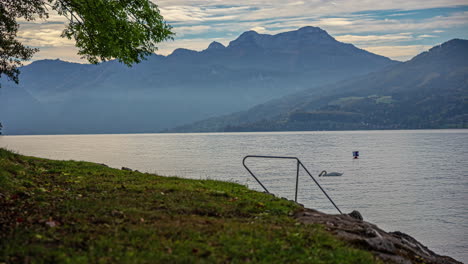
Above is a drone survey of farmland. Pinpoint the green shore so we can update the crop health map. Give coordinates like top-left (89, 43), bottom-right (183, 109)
top-left (0, 148), bottom-right (378, 263)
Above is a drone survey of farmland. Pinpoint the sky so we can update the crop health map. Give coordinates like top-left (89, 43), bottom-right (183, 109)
top-left (18, 0), bottom-right (468, 63)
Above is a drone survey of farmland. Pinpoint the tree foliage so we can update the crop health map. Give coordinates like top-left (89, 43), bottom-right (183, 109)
top-left (0, 0), bottom-right (173, 85)
top-left (0, 0), bottom-right (46, 85)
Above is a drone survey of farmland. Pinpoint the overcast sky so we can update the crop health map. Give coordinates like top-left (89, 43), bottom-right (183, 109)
top-left (18, 0), bottom-right (468, 63)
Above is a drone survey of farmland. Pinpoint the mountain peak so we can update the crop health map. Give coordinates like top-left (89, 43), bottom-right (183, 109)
top-left (228, 26), bottom-right (337, 49)
top-left (430, 38), bottom-right (468, 52)
top-left (228, 30), bottom-right (263, 48)
top-left (285, 26), bottom-right (336, 42)
top-left (169, 48), bottom-right (198, 57)
top-left (207, 41), bottom-right (225, 50)
top-left (239, 30), bottom-right (260, 37)
top-left (409, 38), bottom-right (468, 65)
top-left (297, 26), bottom-right (326, 33)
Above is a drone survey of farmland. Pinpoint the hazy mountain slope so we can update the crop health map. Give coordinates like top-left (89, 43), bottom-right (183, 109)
top-left (172, 39), bottom-right (468, 132)
top-left (0, 86), bottom-right (51, 135)
top-left (0, 26), bottom-right (397, 135)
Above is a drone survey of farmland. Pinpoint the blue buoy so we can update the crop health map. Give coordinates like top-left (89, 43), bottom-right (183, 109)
top-left (353, 151), bottom-right (359, 159)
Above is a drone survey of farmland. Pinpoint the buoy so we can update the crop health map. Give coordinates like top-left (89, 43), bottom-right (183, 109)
top-left (353, 151), bottom-right (359, 159)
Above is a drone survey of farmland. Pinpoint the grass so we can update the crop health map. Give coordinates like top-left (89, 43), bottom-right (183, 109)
top-left (0, 148), bottom-right (379, 263)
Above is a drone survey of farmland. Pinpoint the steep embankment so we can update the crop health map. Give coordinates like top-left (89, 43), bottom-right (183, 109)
top-left (0, 149), bottom-right (461, 263)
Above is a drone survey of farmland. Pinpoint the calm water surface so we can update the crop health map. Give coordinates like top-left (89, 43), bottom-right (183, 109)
top-left (1, 130), bottom-right (467, 262)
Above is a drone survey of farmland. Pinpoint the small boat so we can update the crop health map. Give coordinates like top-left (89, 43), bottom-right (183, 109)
top-left (319, 170), bottom-right (343, 177)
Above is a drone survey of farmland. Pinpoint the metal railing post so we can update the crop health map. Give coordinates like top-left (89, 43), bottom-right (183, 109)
top-left (298, 161), bottom-right (343, 214)
top-left (242, 156), bottom-right (270, 193)
top-left (295, 160), bottom-right (300, 202)
top-left (243, 155), bottom-right (343, 214)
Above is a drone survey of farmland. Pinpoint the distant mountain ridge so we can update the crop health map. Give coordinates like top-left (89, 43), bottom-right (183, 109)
top-left (229, 27), bottom-right (336, 49)
top-left (0, 26), bottom-right (398, 135)
top-left (170, 39), bottom-right (468, 132)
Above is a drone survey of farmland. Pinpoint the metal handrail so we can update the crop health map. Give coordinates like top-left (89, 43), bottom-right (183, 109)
top-left (242, 155), bottom-right (342, 214)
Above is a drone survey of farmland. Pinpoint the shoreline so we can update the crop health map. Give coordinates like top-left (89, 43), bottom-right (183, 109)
top-left (1, 128), bottom-right (468, 137)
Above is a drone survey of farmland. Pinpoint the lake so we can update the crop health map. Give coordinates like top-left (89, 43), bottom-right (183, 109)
top-left (1, 130), bottom-right (467, 262)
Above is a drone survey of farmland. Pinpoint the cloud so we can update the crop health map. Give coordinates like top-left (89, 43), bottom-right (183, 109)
top-left (17, 24), bottom-right (74, 48)
top-left (159, 6), bottom-right (206, 22)
top-left (286, 1), bottom-right (305, 6)
top-left (335, 33), bottom-right (414, 44)
top-left (362, 45), bottom-right (433, 61)
top-left (418, 34), bottom-right (437, 38)
top-left (250, 26), bottom-right (267, 33)
top-left (159, 5), bottom-right (254, 23)
top-left (318, 18), bottom-right (353, 26)
top-left (29, 46), bottom-right (85, 64)
top-left (173, 25), bottom-right (213, 37)
top-left (156, 0), bottom-right (467, 24)
top-left (14, 0), bottom-right (468, 63)
top-left (262, 11), bottom-right (468, 35)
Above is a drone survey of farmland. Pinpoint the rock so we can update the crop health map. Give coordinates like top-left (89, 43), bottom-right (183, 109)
top-left (348, 210), bottom-right (363, 220)
top-left (364, 236), bottom-right (396, 253)
top-left (121, 167), bottom-right (132, 171)
top-left (294, 208), bottom-right (462, 264)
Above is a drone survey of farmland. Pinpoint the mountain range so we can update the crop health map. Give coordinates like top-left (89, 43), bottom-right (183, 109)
top-left (1, 27), bottom-right (466, 135)
top-left (0, 26), bottom-right (397, 135)
top-left (171, 39), bottom-right (468, 132)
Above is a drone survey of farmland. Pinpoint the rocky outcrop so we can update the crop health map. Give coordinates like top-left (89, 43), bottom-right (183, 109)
top-left (295, 209), bottom-right (462, 264)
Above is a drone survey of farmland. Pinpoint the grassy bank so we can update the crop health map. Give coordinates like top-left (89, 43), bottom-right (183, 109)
top-left (0, 148), bottom-right (378, 263)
